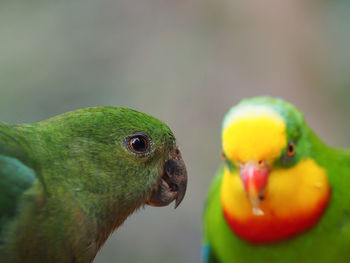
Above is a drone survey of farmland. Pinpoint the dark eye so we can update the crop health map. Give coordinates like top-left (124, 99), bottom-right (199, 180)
top-left (287, 141), bottom-right (296, 157)
top-left (128, 135), bottom-right (149, 153)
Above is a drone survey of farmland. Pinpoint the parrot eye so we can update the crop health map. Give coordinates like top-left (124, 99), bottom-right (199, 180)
top-left (287, 141), bottom-right (296, 157)
top-left (127, 134), bottom-right (150, 154)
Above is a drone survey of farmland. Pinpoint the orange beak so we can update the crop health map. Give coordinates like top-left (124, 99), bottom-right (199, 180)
top-left (239, 161), bottom-right (269, 215)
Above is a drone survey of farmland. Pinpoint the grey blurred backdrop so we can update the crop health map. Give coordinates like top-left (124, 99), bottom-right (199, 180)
top-left (1, 1), bottom-right (350, 262)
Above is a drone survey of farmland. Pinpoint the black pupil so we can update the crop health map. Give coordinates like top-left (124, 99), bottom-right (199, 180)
top-left (289, 144), bottom-right (294, 152)
top-left (131, 137), bottom-right (147, 152)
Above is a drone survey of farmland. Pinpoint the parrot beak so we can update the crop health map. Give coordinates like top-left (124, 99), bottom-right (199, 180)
top-left (147, 147), bottom-right (187, 209)
top-left (239, 161), bottom-right (269, 215)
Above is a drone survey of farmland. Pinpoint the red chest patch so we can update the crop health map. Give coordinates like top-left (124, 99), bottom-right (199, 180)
top-left (223, 195), bottom-right (330, 243)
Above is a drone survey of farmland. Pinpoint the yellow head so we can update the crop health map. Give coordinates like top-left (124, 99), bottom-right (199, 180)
top-left (222, 104), bottom-right (287, 165)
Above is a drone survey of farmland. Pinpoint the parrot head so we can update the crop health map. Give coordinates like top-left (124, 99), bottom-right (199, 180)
top-left (220, 97), bottom-right (330, 243)
top-left (36, 107), bottom-right (187, 236)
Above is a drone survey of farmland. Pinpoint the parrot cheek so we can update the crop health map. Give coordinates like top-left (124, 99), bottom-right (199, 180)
top-left (146, 147), bottom-right (187, 208)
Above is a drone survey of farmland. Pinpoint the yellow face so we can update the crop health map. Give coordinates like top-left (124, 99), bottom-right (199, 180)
top-left (222, 105), bottom-right (287, 164)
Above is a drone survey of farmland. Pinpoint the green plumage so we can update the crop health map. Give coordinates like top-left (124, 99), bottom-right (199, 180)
top-left (0, 107), bottom-right (185, 262)
top-left (203, 97), bottom-right (350, 263)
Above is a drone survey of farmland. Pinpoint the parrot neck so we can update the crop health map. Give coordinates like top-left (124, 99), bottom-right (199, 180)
top-left (221, 158), bottom-right (331, 243)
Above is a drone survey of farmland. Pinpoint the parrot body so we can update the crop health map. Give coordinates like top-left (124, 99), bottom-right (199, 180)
top-left (0, 107), bottom-right (187, 263)
top-left (203, 97), bottom-right (350, 263)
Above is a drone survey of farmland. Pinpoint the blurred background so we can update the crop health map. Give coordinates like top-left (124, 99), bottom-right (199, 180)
top-left (1, 0), bottom-right (350, 262)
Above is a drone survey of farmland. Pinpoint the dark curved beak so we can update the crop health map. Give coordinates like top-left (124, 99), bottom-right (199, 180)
top-left (147, 147), bottom-right (187, 208)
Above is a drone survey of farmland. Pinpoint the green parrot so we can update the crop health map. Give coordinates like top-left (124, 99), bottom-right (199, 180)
top-left (203, 97), bottom-right (350, 263)
top-left (0, 107), bottom-right (187, 263)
